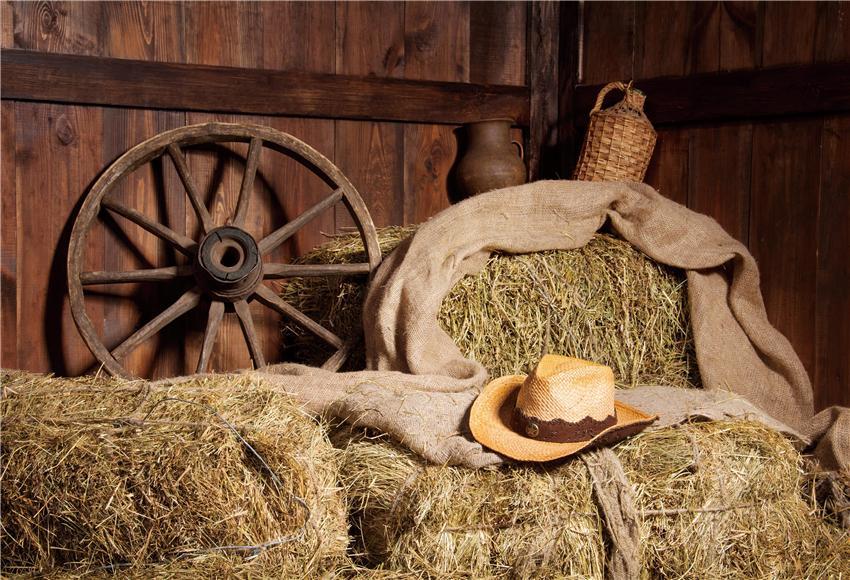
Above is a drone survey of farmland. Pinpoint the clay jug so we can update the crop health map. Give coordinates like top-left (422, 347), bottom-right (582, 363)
top-left (455, 119), bottom-right (526, 198)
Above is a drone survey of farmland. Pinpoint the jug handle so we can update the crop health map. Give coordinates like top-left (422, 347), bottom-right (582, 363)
top-left (511, 140), bottom-right (524, 160)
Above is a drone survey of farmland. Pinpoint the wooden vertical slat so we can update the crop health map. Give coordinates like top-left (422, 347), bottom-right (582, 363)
top-left (1, 101), bottom-right (17, 367)
top-left (261, 2), bottom-right (335, 72)
top-left (556, 2), bottom-right (581, 177)
top-left (8, 0), bottom-right (103, 55)
top-left (335, 1), bottom-right (405, 229)
top-left (688, 124), bottom-right (752, 243)
top-left (814, 1), bottom-right (850, 63)
top-left (1, 0), bottom-right (14, 48)
top-left (635, 1), bottom-right (719, 78)
top-left (402, 1), bottom-right (468, 224)
top-left (14, 103), bottom-right (104, 375)
top-left (815, 115), bottom-right (850, 409)
top-left (719, 1), bottom-right (759, 70)
top-left (469, 1), bottom-right (526, 86)
top-left (644, 128), bottom-right (690, 206)
top-left (581, 1), bottom-right (635, 84)
top-left (749, 120), bottom-right (822, 380)
top-left (528, 0), bottom-right (560, 180)
top-left (183, 1), bottom-right (262, 68)
top-left (101, 1), bottom-right (183, 62)
top-left (761, 1), bottom-right (817, 67)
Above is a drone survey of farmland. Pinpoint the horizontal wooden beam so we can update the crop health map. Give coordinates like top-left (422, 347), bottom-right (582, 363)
top-left (574, 62), bottom-right (850, 126)
top-left (1, 49), bottom-right (530, 126)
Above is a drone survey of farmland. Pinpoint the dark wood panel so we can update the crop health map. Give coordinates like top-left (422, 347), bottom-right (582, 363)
top-left (719, 1), bottom-right (759, 70)
top-left (556, 1), bottom-right (581, 177)
top-left (581, 1), bottom-right (634, 84)
top-left (1, 101), bottom-right (16, 367)
top-left (688, 123), bottom-right (752, 244)
top-left (1, 0), bottom-right (13, 48)
top-left (635, 1), bottom-right (720, 77)
top-left (335, 1), bottom-right (405, 79)
top-left (14, 103), bottom-right (105, 375)
top-left (644, 128), bottom-right (690, 207)
top-left (469, 1), bottom-right (526, 86)
top-left (183, 1), bottom-right (262, 67)
top-left (750, 120), bottom-right (822, 380)
top-left (528, 1), bottom-right (559, 179)
top-left (1, 49), bottom-right (530, 126)
top-left (574, 62), bottom-right (850, 126)
top-left (814, 1), bottom-right (850, 63)
top-left (761, 1), bottom-right (817, 67)
top-left (815, 116), bottom-right (850, 409)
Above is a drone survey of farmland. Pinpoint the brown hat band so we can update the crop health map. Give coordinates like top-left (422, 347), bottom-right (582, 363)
top-left (512, 408), bottom-right (617, 443)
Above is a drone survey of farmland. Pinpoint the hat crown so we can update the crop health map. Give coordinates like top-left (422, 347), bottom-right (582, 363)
top-left (515, 355), bottom-right (615, 423)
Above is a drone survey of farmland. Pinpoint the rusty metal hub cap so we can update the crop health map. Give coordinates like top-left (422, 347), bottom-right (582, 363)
top-left (195, 226), bottom-right (262, 301)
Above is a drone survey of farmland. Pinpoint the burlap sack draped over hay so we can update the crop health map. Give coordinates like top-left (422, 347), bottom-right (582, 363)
top-left (0, 371), bottom-right (348, 577)
top-left (283, 229), bottom-right (699, 388)
top-left (341, 422), bottom-right (850, 578)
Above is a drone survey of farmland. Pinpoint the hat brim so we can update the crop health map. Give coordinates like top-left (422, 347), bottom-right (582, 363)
top-left (470, 374), bottom-right (657, 462)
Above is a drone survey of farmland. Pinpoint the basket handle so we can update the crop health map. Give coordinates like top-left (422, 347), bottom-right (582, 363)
top-left (591, 81), bottom-right (631, 114)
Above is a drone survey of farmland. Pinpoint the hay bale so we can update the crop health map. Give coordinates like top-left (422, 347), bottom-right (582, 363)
top-left (282, 228), bottom-right (698, 387)
top-left (0, 371), bottom-right (349, 577)
top-left (339, 422), bottom-right (850, 578)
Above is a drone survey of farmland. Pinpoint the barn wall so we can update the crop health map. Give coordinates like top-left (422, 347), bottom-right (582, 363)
top-left (576, 1), bottom-right (850, 409)
top-left (0, 1), bottom-right (527, 377)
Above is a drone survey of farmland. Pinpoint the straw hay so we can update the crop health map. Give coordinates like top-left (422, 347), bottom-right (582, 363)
top-left (0, 371), bottom-right (349, 577)
top-left (339, 421), bottom-right (850, 578)
top-left (281, 227), bottom-right (698, 387)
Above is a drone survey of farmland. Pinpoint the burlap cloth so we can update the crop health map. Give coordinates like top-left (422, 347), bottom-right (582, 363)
top-left (238, 180), bottom-right (848, 472)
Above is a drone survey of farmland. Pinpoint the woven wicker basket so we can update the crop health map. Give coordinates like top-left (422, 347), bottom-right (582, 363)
top-left (573, 81), bottom-right (657, 182)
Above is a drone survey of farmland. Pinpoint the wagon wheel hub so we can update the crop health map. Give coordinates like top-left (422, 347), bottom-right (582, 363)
top-left (195, 226), bottom-right (262, 302)
top-left (67, 122), bottom-right (382, 379)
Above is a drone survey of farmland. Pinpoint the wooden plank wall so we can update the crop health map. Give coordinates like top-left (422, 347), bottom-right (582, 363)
top-left (579, 1), bottom-right (850, 410)
top-left (0, 1), bottom-right (526, 378)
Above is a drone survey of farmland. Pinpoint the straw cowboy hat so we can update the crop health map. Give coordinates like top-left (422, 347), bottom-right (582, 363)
top-left (470, 354), bottom-right (657, 462)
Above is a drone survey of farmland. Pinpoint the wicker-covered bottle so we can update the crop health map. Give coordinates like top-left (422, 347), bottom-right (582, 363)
top-left (572, 81), bottom-right (657, 182)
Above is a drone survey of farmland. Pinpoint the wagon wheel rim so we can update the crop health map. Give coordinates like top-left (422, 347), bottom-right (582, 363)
top-left (68, 122), bottom-right (381, 379)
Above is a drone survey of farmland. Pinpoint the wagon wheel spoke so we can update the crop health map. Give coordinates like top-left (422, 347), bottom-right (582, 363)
top-left (111, 287), bottom-right (202, 361)
top-left (81, 265), bottom-right (194, 286)
top-left (263, 262), bottom-right (371, 279)
top-left (233, 137), bottom-right (262, 228)
top-left (101, 198), bottom-right (197, 256)
top-left (167, 143), bottom-right (214, 234)
top-left (196, 300), bottom-right (225, 373)
top-left (253, 284), bottom-right (343, 349)
top-left (257, 188), bottom-right (343, 254)
top-left (234, 299), bottom-right (266, 369)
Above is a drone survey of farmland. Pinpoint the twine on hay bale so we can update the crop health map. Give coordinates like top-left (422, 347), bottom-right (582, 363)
top-left (281, 227), bottom-right (699, 388)
top-left (0, 371), bottom-right (349, 577)
top-left (338, 421), bottom-right (850, 578)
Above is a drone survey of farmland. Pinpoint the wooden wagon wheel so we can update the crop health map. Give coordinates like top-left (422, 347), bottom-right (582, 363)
top-left (68, 122), bottom-right (381, 379)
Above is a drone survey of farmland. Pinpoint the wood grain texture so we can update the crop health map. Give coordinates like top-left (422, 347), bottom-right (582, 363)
top-left (469, 1), bottom-right (526, 86)
top-left (14, 103), bottom-right (104, 375)
top-left (687, 123), bottom-right (752, 243)
top-left (1, 0), bottom-right (13, 48)
top-left (761, 1), bottom-right (817, 67)
top-left (335, 1), bottom-right (405, 230)
top-left (581, 1), bottom-right (634, 84)
top-left (635, 1), bottom-right (719, 77)
top-left (101, 1), bottom-right (183, 62)
top-left (750, 120), bottom-right (822, 380)
top-left (8, 0), bottom-right (103, 55)
top-left (1, 101), bottom-right (16, 367)
top-left (528, 0), bottom-right (559, 179)
top-left (814, 1), bottom-right (850, 63)
top-left (719, 1), bottom-right (759, 70)
top-left (815, 116), bottom-right (850, 409)
top-left (183, 1), bottom-right (262, 68)
top-left (403, 1), bottom-right (468, 224)
top-left (261, 1), bottom-right (335, 72)
top-left (643, 128), bottom-right (689, 207)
